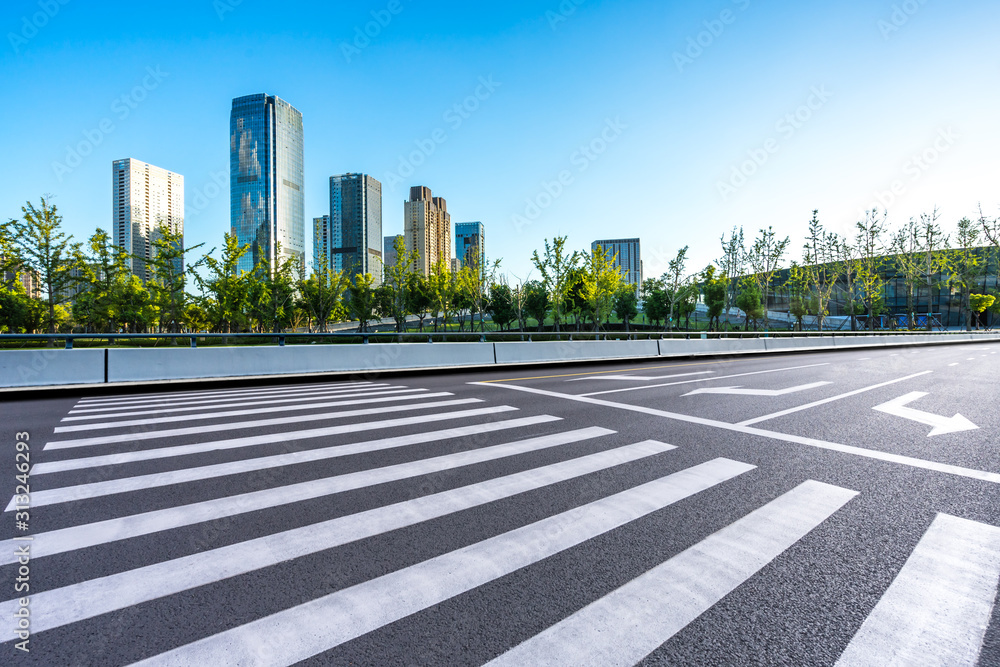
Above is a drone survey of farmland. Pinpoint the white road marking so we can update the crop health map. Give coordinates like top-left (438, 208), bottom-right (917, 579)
top-left (473, 383), bottom-right (1000, 485)
top-left (127, 458), bottom-right (756, 667)
top-left (69, 383), bottom-right (395, 413)
top-left (566, 371), bottom-right (715, 382)
top-left (45, 398), bottom-right (482, 450)
top-left (580, 363), bottom-right (830, 398)
top-left (63, 387), bottom-right (426, 420)
top-left (682, 381), bottom-right (831, 397)
top-left (740, 372), bottom-right (933, 426)
top-left (0, 435), bottom-right (670, 639)
top-left (13, 408), bottom-right (525, 510)
top-left (487, 480), bottom-right (857, 667)
top-left (835, 513), bottom-right (1000, 667)
top-left (0, 420), bottom-right (588, 563)
top-left (72, 380), bottom-right (371, 405)
top-left (949, 363), bottom-right (960, 367)
top-left (968, 358), bottom-right (976, 361)
top-left (872, 392), bottom-right (979, 437)
top-left (857, 358), bottom-right (871, 361)
top-left (56, 392), bottom-right (454, 432)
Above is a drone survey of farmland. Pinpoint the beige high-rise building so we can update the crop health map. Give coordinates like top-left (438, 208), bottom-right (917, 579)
top-left (404, 186), bottom-right (451, 276)
top-left (113, 158), bottom-right (184, 281)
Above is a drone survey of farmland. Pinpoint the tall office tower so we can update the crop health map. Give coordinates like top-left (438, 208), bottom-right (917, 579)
top-left (383, 234), bottom-right (403, 270)
top-left (312, 215), bottom-right (332, 271)
top-left (230, 93), bottom-right (304, 274)
top-left (454, 221), bottom-right (485, 271)
top-left (404, 186), bottom-right (451, 276)
top-left (330, 174), bottom-right (382, 284)
top-left (591, 238), bottom-right (643, 295)
top-left (112, 158), bottom-right (184, 281)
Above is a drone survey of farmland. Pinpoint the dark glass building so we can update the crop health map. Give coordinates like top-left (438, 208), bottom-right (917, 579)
top-left (455, 222), bottom-right (485, 270)
top-left (328, 174), bottom-right (382, 284)
top-left (230, 94), bottom-right (304, 274)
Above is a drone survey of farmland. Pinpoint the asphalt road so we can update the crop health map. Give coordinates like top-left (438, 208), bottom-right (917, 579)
top-left (1, 342), bottom-right (999, 666)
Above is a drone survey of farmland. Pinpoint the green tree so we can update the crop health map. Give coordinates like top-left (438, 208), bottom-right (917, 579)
top-left (347, 272), bottom-right (379, 333)
top-left (784, 263), bottom-right (811, 331)
top-left (2, 198), bottom-right (83, 337)
top-left (487, 282), bottom-right (517, 331)
top-left (969, 294), bottom-right (995, 330)
top-left (701, 265), bottom-right (727, 331)
top-left (952, 217), bottom-right (983, 331)
top-left (802, 212), bottom-right (837, 331)
top-left (581, 245), bottom-right (623, 331)
top-left (717, 226), bottom-right (746, 327)
top-left (612, 287), bottom-right (639, 332)
top-left (406, 273), bottom-right (433, 332)
top-left (427, 258), bottom-right (455, 332)
top-left (531, 236), bottom-right (580, 332)
top-left (300, 254), bottom-right (350, 332)
top-left (640, 277), bottom-right (668, 328)
top-left (855, 209), bottom-right (888, 329)
top-left (523, 280), bottom-right (550, 332)
top-left (149, 223), bottom-right (205, 335)
top-left (736, 280), bottom-right (764, 330)
top-left (746, 226), bottom-right (790, 330)
top-left (196, 233), bottom-right (251, 333)
top-left (382, 236), bottom-right (420, 332)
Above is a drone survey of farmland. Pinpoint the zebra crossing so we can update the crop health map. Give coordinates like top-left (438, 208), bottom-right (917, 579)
top-left (4, 379), bottom-right (999, 665)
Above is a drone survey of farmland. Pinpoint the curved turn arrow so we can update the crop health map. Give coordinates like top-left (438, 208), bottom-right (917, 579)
top-left (872, 392), bottom-right (979, 437)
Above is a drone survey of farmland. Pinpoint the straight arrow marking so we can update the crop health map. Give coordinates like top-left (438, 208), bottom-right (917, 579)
top-left (873, 392), bottom-right (979, 437)
top-left (683, 381), bottom-right (832, 397)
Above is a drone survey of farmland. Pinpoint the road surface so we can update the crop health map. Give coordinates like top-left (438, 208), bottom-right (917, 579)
top-left (2, 342), bottom-right (999, 665)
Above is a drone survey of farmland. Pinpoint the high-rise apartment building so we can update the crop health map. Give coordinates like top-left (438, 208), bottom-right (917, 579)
top-left (404, 186), bottom-right (451, 276)
top-left (112, 158), bottom-right (184, 281)
top-left (230, 93), bottom-right (304, 274)
top-left (455, 221), bottom-right (485, 271)
top-left (312, 215), bottom-right (332, 271)
top-left (591, 238), bottom-right (643, 295)
top-left (383, 234), bottom-right (403, 270)
top-left (330, 174), bottom-right (382, 284)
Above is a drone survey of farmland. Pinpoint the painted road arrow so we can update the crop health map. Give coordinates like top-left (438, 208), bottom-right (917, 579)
top-left (682, 381), bottom-right (832, 397)
top-left (872, 391), bottom-right (979, 437)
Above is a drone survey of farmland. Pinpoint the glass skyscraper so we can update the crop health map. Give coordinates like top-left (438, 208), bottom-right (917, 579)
top-left (329, 174), bottom-right (382, 284)
top-left (455, 221), bottom-right (485, 271)
top-left (230, 94), bottom-right (304, 274)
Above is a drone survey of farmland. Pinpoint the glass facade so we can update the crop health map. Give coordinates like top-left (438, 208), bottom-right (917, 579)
top-left (592, 238), bottom-right (643, 295)
top-left (230, 94), bottom-right (304, 274)
top-left (330, 174), bottom-right (382, 284)
top-left (455, 221), bottom-right (485, 270)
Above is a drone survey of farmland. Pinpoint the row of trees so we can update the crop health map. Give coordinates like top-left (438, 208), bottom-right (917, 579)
top-left (3, 197), bottom-right (998, 337)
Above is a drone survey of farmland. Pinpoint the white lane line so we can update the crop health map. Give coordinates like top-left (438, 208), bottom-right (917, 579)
top-left (566, 371), bottom-right (716, 383)
top-left (15, 407), bottom-right (522, 510)
top-left (968, 357), bottom-right (976, 361)
top-left (473, 382), bottom-right (1000, 486)
top-left (857, 358), bottom-right (871, 361)
top-left (73, 380), bottom-right (372, 405)
top-left (682, 381), bottom-right (831, 397)
top-left (64, 387), bottom-right (424, 420)
top-left (488, 480), bottom-right (858, 667)
top-left (127, 458), bottom-right (756, 667)
top-left (949, 363), bottom-right (960, 367)
top-left (739, 371), bottom-right (933, 426)
top-left (32, 409), bottom-right (537, 477)
top-left (2, 439), bottom-right (668, 637)
top-left (579, 363), bottom-right (831, 397)
top-left (69, 384), bottom-right (396, 413)
top-left (45, 398), bottom-right (482, 450)
top-left (0, 419), bottom-right (582, 563)
top-left (56, 392), bottom-right (454, 432)
top-left (836, 513), bottom-right (1000, 667)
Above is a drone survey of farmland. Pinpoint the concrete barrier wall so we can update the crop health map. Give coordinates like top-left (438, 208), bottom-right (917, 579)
top-left (494, 340), bottom-right (659, 365)
top-left (4, 333), bottom-right (999, 388)
top-left (0, 349), bottom-right (105, 387)
top-left (107, 343), bottom-right (495, 382)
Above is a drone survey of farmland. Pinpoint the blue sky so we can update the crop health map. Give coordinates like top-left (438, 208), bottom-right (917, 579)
top-left (2, 0), bottom-right (998, 282)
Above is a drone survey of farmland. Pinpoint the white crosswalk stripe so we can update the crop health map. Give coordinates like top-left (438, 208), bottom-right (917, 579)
top-left (8, 380), bottom-right (999, 665)
top-left (835, 513), bottom-right (1000, 666)
top-left (62, 386), bottom-right (428, 420)
top-left (486, 480), bottom-right (858, 666)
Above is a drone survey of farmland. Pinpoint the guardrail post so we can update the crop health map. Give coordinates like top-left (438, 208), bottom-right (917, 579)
top-left (479, 334), bottom-right (486, 343)
top-left (278, 336), bottom-right (285, 347)
top-left (363, 335), bottom-right (369, 345)
top-left (427, 336), bottom-right (433, 344)
top-left (190, 337), bottom-right (197, 348)
top-left (64, 338), bottom-right (73, 350)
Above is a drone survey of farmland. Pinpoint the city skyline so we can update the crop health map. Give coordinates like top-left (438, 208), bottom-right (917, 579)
top-left (3, 2), bottom-right (999, 283)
